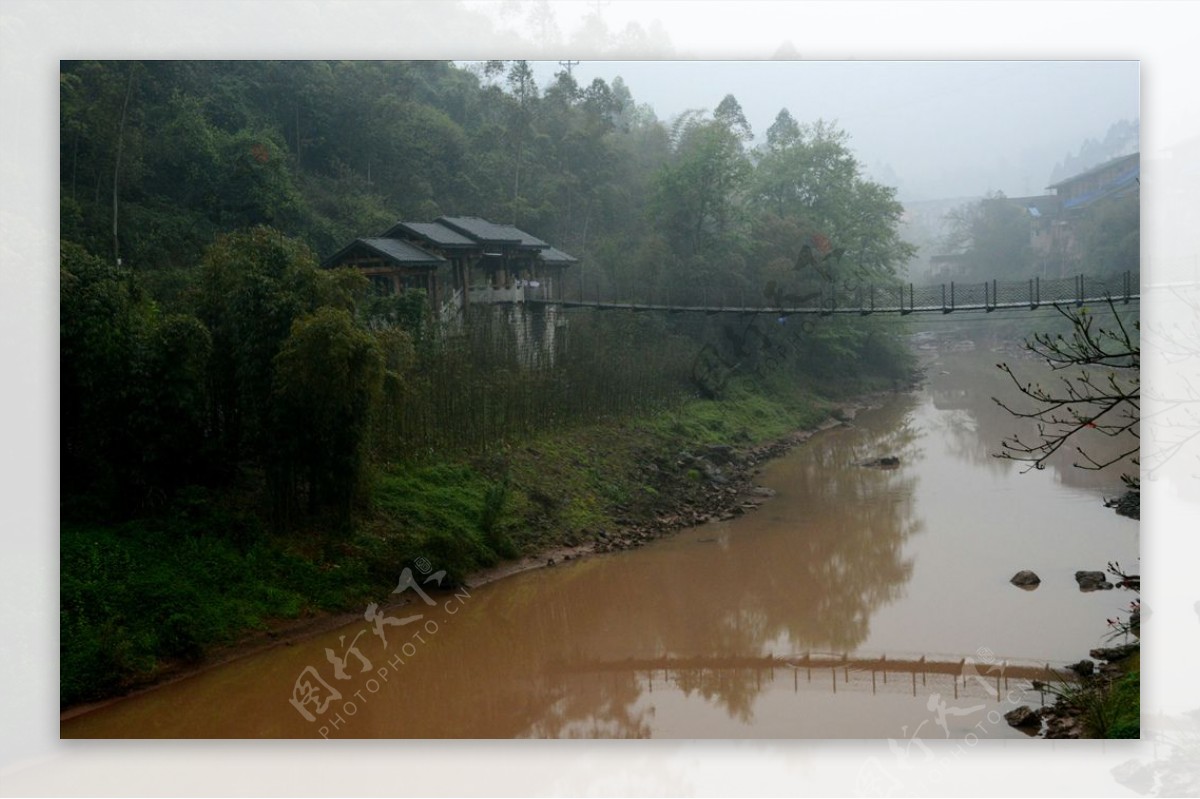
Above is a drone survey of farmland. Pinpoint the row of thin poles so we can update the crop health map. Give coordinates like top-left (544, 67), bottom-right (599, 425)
top-left (561, 271), bottom-right (1137, 315)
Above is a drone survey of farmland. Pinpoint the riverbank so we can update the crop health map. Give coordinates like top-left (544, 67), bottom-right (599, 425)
top-left (1029, 644), bottom-right (1140, 738)
top-left (61, 375), bottom-right (910, 714)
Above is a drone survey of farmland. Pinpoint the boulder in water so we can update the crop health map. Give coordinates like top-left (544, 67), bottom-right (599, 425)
top-left (1075, 571), bottom-right (1112, 591)
top-left (1005, 706), bottom-right (1041, 729)
top-left (1010, 570), bottom-right (1041, 589)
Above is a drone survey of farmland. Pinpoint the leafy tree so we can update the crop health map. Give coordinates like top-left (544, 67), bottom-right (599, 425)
top-left (61, 242), bottom-right (212, 511)
top-left (59, 62), bottom-right (147, 263)
top-left (749, 115), bottom-right (912, 306)
top-left (940, 191), bottom-right (1034, 279)
top-left (272, 307), bottom-right (384, 525)
top-left (714, 93), bottom-right (753, 143)
top-left (652, 101), bottom-right (753, 284)
top-left (213, 128), bottom-right (303, 229)
top-left (61, 241), bottom-right (150, 504)
top-left (132, 313), bottom-right (213, 494)
top-left (196, 227), bottom-right (348, 468)
top-left (1076, 193), bottom-right (1139, 276)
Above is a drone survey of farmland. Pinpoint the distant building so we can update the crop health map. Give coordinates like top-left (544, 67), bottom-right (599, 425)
top-left (928, 153), bottom-right (1140, 281)
top-left (1014, 152), bottom-right (1139, 277)
top-left (1045, 152), bottom-right (1139, 211)
top-left (1006, 193), bottom-right (1069, 277)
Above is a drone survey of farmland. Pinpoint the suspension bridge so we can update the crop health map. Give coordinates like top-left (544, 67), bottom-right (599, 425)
top-left (531, 271), bottom-right (1139, 317)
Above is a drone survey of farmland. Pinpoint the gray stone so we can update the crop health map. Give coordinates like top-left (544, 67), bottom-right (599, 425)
top-left (1005, 706), bottom-right (1041, 728)
top-left (702, 462), bottom-right (729, 485)
top-left (1010, 570), bottom-right (1041, 588)
top-left (1068, 659), bottom-right (1096, 677)
top-left (1075, 570), bottom-right (1111, 591)
top-left (703, 444), bottom-right (736, 464)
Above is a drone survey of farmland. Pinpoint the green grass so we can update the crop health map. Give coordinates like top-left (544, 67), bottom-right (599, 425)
top-left (60, 462), bottom-right (522, 706)
top-left (1046, 650), bottom-right (1140, 738)
top-left (60, 518), bottom-right (373, 706)
top-left (646, 377), bottom-right (829, 445)
top-left (1101, 669), bottom-right (1141, 739)
top-left (366, 462), bottom-right (516, 579)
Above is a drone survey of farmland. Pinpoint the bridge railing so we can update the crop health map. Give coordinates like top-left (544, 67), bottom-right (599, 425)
top-left (467, 281), bottom-right (554, 305)
top-left (557, 271), bottom-right (1138, 315)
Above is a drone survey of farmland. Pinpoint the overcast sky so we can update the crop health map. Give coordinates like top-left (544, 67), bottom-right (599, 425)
top-left (461, 3), bottom-right (1140, 203)
top-left (529, 60), bottom-right (1140, 202)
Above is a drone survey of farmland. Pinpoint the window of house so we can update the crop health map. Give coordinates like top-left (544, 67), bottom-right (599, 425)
top-left (370, 275), bottom-right (394, 295)
top-left (399, 274), bottom-right (426, 292)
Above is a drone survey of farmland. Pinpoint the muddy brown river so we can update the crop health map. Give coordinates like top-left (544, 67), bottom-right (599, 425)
top-left (61, 348), bottom-right (1138, 739)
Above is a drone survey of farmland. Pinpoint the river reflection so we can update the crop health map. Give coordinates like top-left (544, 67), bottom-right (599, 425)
top-left (927, 346), bottom-right (1138, 492)
top-left (62, 350), bottom-right (1136, 738)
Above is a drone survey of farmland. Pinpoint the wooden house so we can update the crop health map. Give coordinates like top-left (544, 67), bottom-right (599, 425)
top-left (319, 237), bottom-right (445, 301)
top-left (1046, 152), bottom-right (1139, 212)
top-left (323, 216), bottom-right (577, 321)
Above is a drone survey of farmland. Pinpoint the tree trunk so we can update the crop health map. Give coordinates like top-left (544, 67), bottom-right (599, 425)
top-left (112, 67), bottom-right (134, 266)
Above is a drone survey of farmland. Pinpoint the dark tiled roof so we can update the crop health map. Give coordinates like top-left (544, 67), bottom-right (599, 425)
top-left (359, 238), bottom-right (444, 265)
top-left (321, 237), bottom-right (444, 269)
top-left (1062, 165), bottom-right (1139, 210)
top-left (491, 223), bottom-right (550, 249)
top-left (384, 221), bottom-right (477, 249)
top-left (1046, 152), bottom-right (1140, 190)
top-left (436, 216), bottom-right (523, 246)
top-left (539, 245), bottom-right (578, 264)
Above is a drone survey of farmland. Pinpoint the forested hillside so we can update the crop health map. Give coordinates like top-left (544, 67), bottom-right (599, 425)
top-left (60, 60), bottom-right (917, 705)
top-left (61, 60), bottom-right (912, 294)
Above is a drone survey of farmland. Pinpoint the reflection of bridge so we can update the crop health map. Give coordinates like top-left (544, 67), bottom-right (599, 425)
top-left (533, 271), bottom-right (1139, 317)
top-left (551, 653), bottom-right (1075, 699)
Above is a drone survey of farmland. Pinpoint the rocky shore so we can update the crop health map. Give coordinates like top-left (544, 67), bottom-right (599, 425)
top-left (1015, 642), bottom-right (1140, 738)
top-left (469, 401), bottom-right (883, 577)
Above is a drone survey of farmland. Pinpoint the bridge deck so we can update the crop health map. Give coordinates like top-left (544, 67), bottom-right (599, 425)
top-left (533, 296), bottom-right (1139, 316)
top-left (522, 271), bottom-right (1139, 316)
